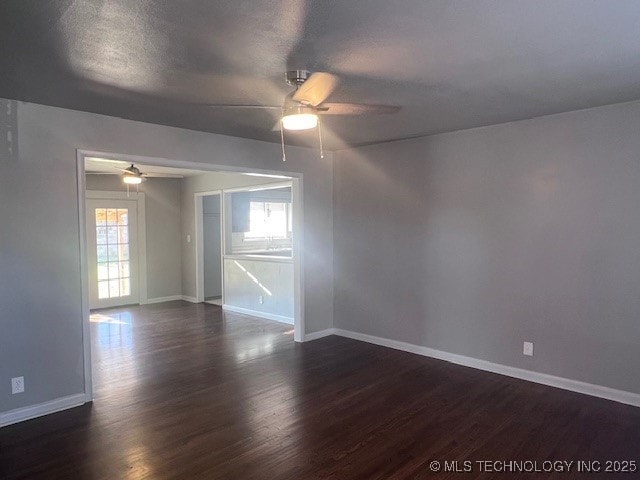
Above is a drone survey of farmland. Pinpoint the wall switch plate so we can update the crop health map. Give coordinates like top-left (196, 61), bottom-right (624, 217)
top-left (523, 341), bottom-right (534, 356)
top-left (186, 234), bottom-right (191, 243)
top-left (11, 376), bottom-right (24, 394)
top-left (259, 295), bottom-right (264, 304)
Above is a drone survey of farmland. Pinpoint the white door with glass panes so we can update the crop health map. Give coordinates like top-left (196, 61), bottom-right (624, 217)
top-left (86, 199), bottom-right (139, 309)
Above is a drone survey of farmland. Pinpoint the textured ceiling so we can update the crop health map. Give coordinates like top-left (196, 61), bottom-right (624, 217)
top-left (2, 1), bottom-right (640, 149)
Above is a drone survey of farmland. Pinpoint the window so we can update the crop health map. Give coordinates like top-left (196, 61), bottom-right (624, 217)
top-left (225, 185), bottom-right (293, 256)
top-left (244, 201), bottom-right (292, 240)
top-left (95, 208), bottom-right (131, 299)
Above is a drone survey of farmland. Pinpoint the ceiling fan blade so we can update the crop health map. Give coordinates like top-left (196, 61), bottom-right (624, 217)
top-left (85, 172), bottom-right (117, 175)
top-left (200, 104), bottom-right (280, 109)
top-left (316, 103), bottom-right (401, 115)
top-left (292, 72), bottom-right (339, 107)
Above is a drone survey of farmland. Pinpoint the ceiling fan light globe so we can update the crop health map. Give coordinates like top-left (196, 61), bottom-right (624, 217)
top-left (282, 113), bottom-right (318, 131)
top-left (281, 104), bottom-right (318, 131)
top-left (123, 175), bottom-right (143, 185)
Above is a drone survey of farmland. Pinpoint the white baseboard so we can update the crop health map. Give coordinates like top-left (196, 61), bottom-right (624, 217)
top-left (0, 393), bottom-right (86, 428)
top-left (333, 329), bottom-right (640, 408)
top-left (181, 295), bottom-right (199, 303)
top-left (304, 328), bottom-right (337, 342)
top-left (222, 304), bottom-right (294, 325)
top-left (143, 295), bottom-right (183, 304)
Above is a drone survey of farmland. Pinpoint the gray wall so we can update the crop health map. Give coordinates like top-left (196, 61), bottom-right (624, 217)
top-left (0, 100), bottom-right (333, 414)
top-left (334, 100), bottom-right (640, 394)
top-left (203, 194), bottom-right (222, 299)
top-left (85, 174), bottom-right (182, 300)
top-left (224, 258), bottom-right (294, 321)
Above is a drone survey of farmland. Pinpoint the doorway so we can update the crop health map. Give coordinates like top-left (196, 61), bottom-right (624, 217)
top-left (78, 150), bottom-right (305, 403)
top-left (202, 193), bottom-right (223, 305)
top-left (85, 191), bottom-right (147, 309)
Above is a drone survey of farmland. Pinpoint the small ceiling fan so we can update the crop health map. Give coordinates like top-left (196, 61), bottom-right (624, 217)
top-left (203, 70), bottom-right (400, 160)
top-left (117, 164), bottom-right (187, 184)
top-left (88, 160), bottom-right (184, 184)
top-left (118, 164), bottom-right (150, 184)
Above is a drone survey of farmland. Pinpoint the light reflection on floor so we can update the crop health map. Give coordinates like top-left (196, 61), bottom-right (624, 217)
top-left (90, 311), bottom-right (133, 349)
top-left (90, 310), bottom-right (138, 409)
top-left (233, 333), bottom-right (279, 362)
top-left (88, 304), bottom-right (300, 472)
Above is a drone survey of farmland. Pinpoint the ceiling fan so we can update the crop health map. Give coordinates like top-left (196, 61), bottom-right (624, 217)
top-left (118, 164), bottom-right (152, 184)
top-left (202, 70), bottom-right (400, 160)
top-left (88, 161), bottom-right (184, 184)
top-left (206, 70), bottom-right (400, 127)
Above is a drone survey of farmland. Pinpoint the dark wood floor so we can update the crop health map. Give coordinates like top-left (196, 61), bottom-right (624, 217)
top-left (1, 301), bottom-right (639, 479)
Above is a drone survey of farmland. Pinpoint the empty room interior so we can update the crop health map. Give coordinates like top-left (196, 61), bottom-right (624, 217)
top-left (1, 1), bottom-right (640, 479)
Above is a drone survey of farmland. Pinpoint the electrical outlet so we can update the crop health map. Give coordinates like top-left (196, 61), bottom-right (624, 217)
top-left (11, 376), bottom-right (24, 394)
top-left (523, 341), bottom-right (534, 357)
top-left (259, 295), bottom-right (264, 304)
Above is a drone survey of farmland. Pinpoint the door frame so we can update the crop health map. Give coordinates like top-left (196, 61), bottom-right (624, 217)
top-left (77, 149), bottom-right (305, 403)
top-left (194, 190), bottom-right (223, 305)
top-left (85, 190), bottom-right (148, 308)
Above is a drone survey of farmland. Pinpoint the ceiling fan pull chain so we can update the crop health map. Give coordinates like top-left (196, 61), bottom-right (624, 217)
top-left (318, 116), bottom-right (324, 159)
top-left (280, 113), bottom-right (287, 162)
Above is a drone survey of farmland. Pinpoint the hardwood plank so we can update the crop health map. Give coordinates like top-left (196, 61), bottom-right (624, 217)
top-left (1, 301), bottom-right (639, 479)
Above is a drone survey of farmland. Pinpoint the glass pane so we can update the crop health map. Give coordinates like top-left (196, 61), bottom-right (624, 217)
top-left (120, 245), bottom-right (129, 261)
top-left (98, 281), bottom-right (109, 299)
top-left (95, 209), bottom-right (107, 226)
top-left (96, 227), bottom-right (107, 245)
top-left (107, 226), bottom-right (118, 244)
top-left (119, 262), bottom-right (130, 278)
top-left (108, 262), bottom-right (119, 279)
top-left (120, 278), bottom-right (130, 296)
top-left (107, 244), bottom-right (119, 261)
top-left (118, 225), bottom-right (129, 244)
top-left (97, 245), bottom-right (108, 263)
top-left (117, 209), bottom-right (128, 225)
top-left (246, 201), bottom-right (287, 238)
top-left (109, 279), bottom-right (119, 297)
top-left (106, 209), bottom-right (118, 225)
top-left (97, 263), bottom-right (109, 281)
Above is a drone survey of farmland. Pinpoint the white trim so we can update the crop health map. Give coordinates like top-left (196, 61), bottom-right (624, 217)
top-left (136, 196), bottom-right (148, 305)
top-left (181, 295), bottom-right (199, 303)
top-left (194, 191), bottom-right (223, 304)
top-left (78, 149), bottom-right (301, 178)
top-left (292, 177), bottom-right (304, 342)
top-left (222, 304), bottom-right (294, 325)
top-left (223, 254), bottom-right (293, 264)
top-left (0, 394), bottom-right (86, 428)
top-left (223, 180), bottom-right (293, 193)
top-left (76, 153), bottom-right (92, 402)
top-left (304, 328), bottom-right (336, 342)
top-left (144, 295), bottom-right (184, 304)
top-left (332, 329), bottom-right (640, 408)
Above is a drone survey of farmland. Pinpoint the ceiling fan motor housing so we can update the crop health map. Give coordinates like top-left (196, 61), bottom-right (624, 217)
top-left (285, 70), bottom-right (311, 87)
